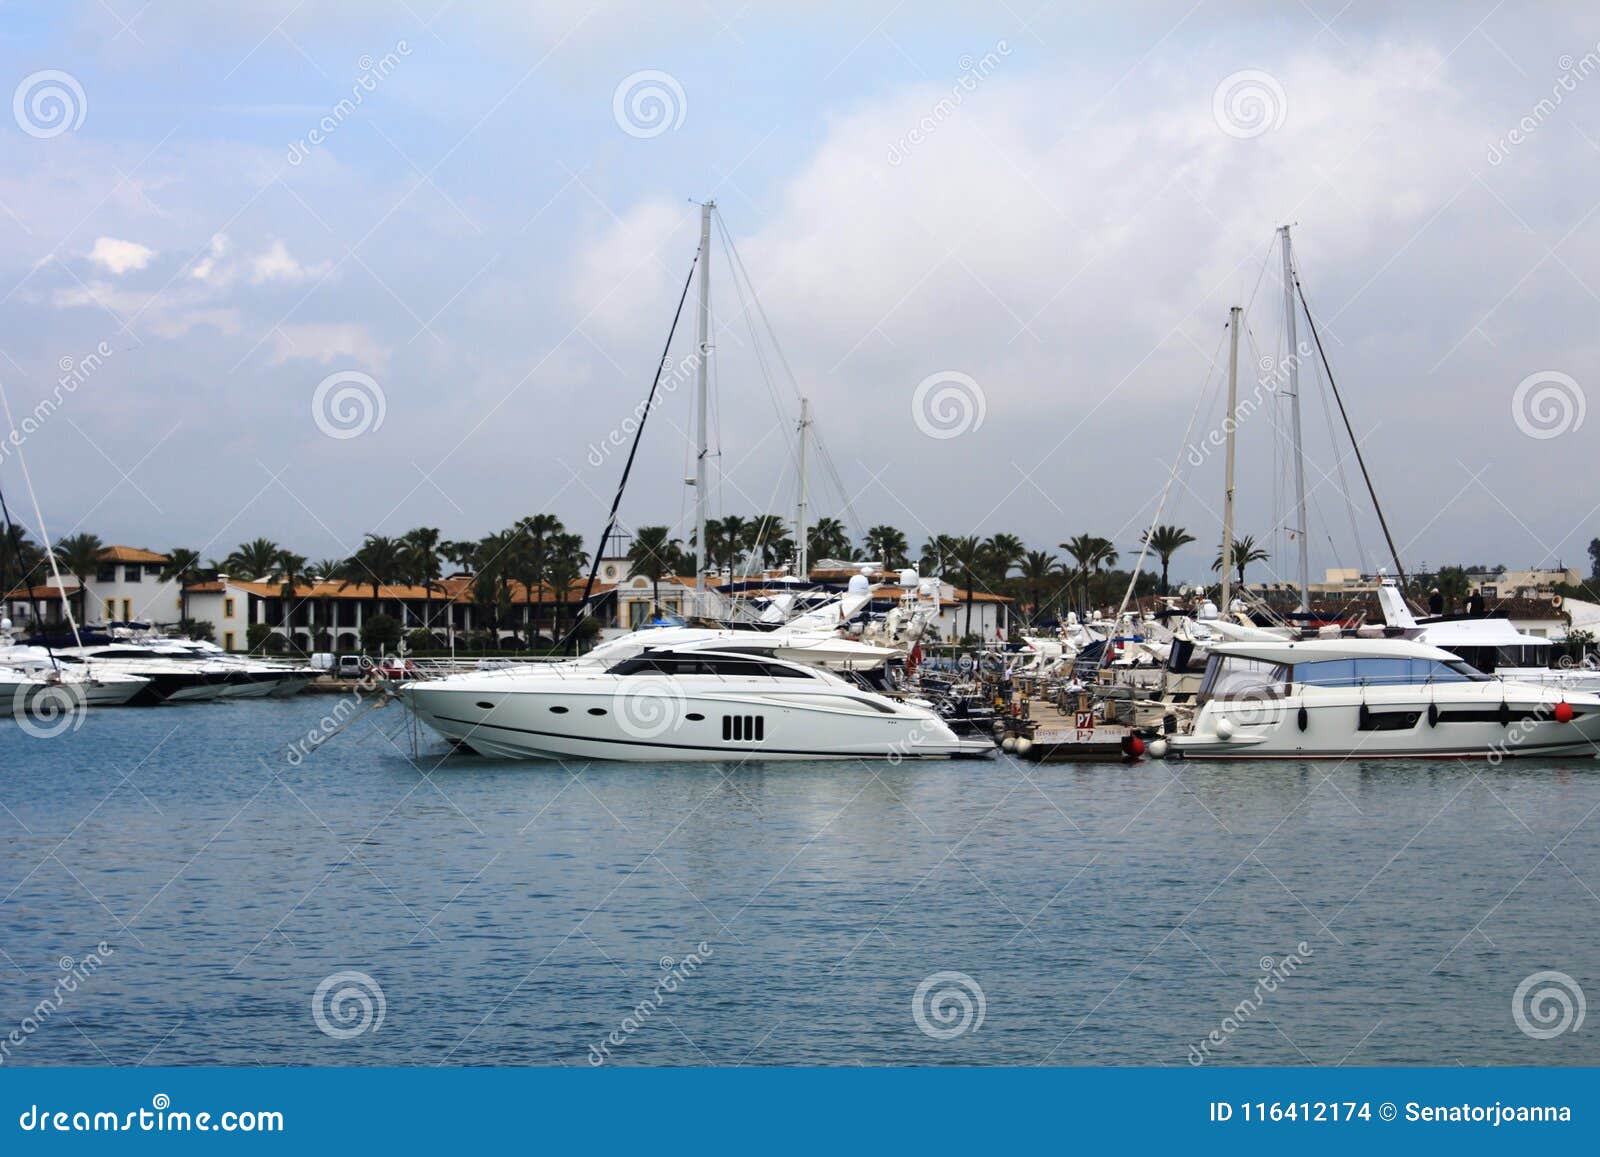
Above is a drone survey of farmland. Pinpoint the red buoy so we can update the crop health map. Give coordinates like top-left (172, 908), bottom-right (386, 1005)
top-left (1126, 735), bottom-right (1146, 758)
top-left (1555, 701), bottom-right (1575, 723)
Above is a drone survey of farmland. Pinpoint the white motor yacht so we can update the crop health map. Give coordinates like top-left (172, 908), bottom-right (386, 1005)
top-left (402, 643), bottom-right (995, 762)
top-left (1168, 636), bottom-right (1600, 759)
top-left (1, 661), bottom-right (150, 714)
top-left (1376, 578), bottom-right (1600, 695)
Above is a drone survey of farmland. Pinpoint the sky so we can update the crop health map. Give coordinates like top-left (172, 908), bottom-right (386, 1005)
top-left (1, 0), bottom-right (1597, 590)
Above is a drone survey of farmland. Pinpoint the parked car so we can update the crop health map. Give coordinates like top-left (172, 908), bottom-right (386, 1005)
top-left (336, 655), bottom-right (369, 679)
top-left (375, 657), bottom-right (418, 680)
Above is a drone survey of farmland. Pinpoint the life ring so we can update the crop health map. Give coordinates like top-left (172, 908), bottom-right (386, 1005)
top-left (1551, 595), bottom-right (1564, 611)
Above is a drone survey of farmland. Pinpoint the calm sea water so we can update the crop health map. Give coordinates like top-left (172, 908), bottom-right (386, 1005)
top-left (2, 694), bottom-right (1597, 1068)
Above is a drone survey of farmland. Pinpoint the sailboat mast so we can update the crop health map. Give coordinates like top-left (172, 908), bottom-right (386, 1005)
top-left (795, 396), bottom-right (810, 579)
top-left (1280, 225), bottom-right (1311, 615)
top-left (693, 199), bottom-right (714, 613)
top-left (1220, 305), bottom-right (1240, 610)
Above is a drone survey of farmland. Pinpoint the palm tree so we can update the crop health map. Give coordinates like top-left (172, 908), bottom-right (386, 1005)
top-left (309, 558), bottom-right (345, 581)
top-left (52, 532), bottom-right (103, 621)
top-left (947, 534), bottom-right (986, 639)
top-left (627, 525), bottom-right (679, 612)
top-left (743, 515), bottom-right (792, 571)
top-left (440, 539), bottom-right (478, 575)
top-left (275, 550), bottom-right (307, 653)
top-left (1211, 534), bottom-right (1270, 587)
top-left (1018, 550), bottom-right (1060, 626)
top-left (544, 532), bottom-right (587, 649)
top-left (1141, 524), bottom-right (1196, 594)
top-left (709, 515), bottom-right (747, 575)
top-left (514, 514), bottom-right (563, 644)
top-left (402, 526), bottom-right (444, 641)
top-left (919, 534), bottom-right (958, 576)
top-left (224, 537), bottom-right (280, 579)
top-left (983, 533), bottom-right (1025, 582)
top-left (338, 533), bottom-right (404, 627)
top-left (863, 524), bottom-right (909, 569)
top-left (159, 547), bottom-right (203, 621)
top-left (806, 516), bottom-right (852, 564)
top-left (0, 524), bottom-right (44, 592)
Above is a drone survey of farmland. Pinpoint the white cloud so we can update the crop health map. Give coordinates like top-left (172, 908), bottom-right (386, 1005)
top-left (269, 322), bottom-right (387, 368)
top-left (191, 233), bottom-right (232, 282)
top-left (250, 239), bottom-right (333, 284)
top-left (87, 236), bottom-right (156, 275)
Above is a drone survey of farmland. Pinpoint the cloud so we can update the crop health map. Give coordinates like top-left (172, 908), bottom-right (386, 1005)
top-left (250, 239), bottom-right (333, 285)
top-left (190, 233), bottom-right (232, 282)
top-left (269, 322), bottom-right (387, 368)
top-left (87, 236), bottom-right (156, 275)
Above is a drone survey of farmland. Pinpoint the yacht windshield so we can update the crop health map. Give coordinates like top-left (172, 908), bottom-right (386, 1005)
top-left (605, 653), bottom-right (815, 679)
top-left (1198, 656), bottom-right (1288, 699)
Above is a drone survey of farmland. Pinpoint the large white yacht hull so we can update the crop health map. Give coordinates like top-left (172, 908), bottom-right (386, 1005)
top-left (404, 683), bottom-right (992, 762)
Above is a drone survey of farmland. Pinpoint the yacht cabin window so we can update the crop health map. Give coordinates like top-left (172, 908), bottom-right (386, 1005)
top-left (1291, 657), bottom-right (1486, 688)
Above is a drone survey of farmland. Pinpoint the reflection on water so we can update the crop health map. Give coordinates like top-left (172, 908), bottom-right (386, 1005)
top-left (1, 697), bottom-right (1596, 1066)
